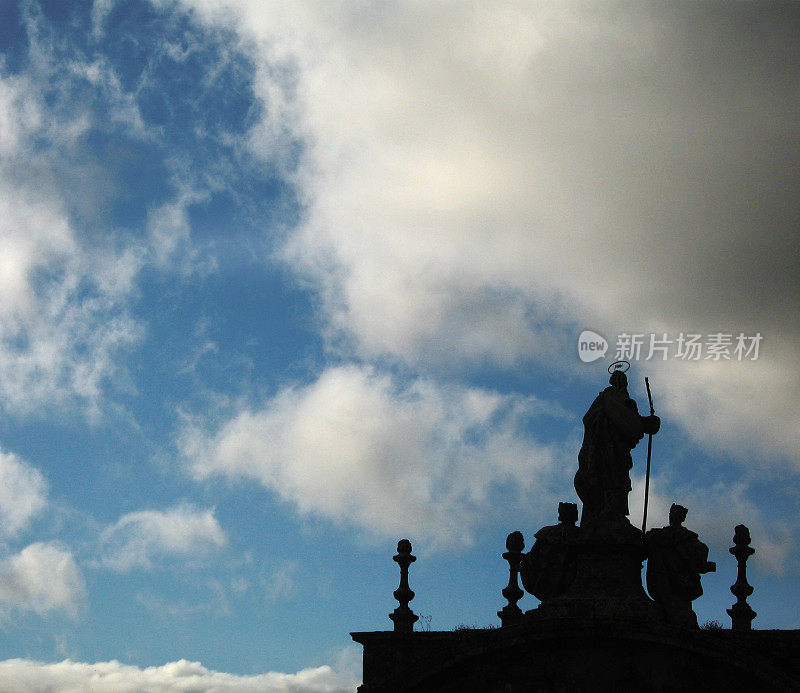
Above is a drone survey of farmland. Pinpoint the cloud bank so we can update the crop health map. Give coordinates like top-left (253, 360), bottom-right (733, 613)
top-left (0, 658), bottom-right (354, 693)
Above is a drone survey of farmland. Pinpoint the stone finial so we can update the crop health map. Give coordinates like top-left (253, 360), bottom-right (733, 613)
top-left (727, 524), bottom-right (756, 631)
top-left (389, 539), bottom-right (418, 633)
top-left (498, 531), bottom-right (525, 626)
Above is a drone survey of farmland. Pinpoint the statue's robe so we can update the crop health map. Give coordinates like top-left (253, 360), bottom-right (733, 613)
top-left (645, 524), bottom-right (714, 626)
top-left (574, 384), bottom-right (645, 524)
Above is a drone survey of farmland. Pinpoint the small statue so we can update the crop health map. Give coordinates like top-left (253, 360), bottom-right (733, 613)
top-left (521, 503), bottom-right (581, 602)
top-left (645, 504), bottom-right (716, 627)
top-left (575, 370), bottom-right (660, 526)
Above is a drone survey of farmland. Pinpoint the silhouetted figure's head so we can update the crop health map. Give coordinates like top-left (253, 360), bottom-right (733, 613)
top-left (558, 502), bottom-right (579, 526)
top-left (669, 503), bottom-right (688, 527)
top-left (608, 370), bottom-right (628, 390)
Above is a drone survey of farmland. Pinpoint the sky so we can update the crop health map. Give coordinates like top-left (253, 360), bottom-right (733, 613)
top-left (0, 0), bottom-right (798, 689)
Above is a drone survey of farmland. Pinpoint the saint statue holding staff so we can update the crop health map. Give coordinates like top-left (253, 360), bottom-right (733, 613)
top-left (575, 366), bottom-right (660, 526)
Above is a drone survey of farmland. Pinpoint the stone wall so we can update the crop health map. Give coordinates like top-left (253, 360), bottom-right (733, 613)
top-left (352, 622), bottom-right (800, 692)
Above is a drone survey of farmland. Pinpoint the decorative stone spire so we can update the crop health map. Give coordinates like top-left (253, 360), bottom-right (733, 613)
top-left (727, 524), bottom-right (756, 631)
top-left (498, 531), bottom-right (525, 626)
top-left (389, 539), bottom-right (418, 633)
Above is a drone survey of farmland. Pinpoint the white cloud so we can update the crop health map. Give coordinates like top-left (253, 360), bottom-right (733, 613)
top-left (0, 658), bottom-right (355, 693)
top-left (0, 184), bottom-right (75, 321)
top-left (90, 0), bottom-right (117, 38)
top-left (0, 543), bottom-right (85, 617)
top-left (0, 196), bottom-right (143, 417)
top-left (0, 28), bottom-right (145, 418)
top-left (147, 197), bottom-right (194, 269)
top-left (0, 73), bottom-right (42, 158)
top-left (0, 450), bottom-right (47, 538)
top-left (181, 364), bottom-right (569, 546)
top-left (136, 577), bottom-right (233, 620)
top-left (99, 504), bottom-right (228, 572)
top-left (264, 560), bottom-right (299, 603)
top-left (175, 1), bottom-right (800, 466)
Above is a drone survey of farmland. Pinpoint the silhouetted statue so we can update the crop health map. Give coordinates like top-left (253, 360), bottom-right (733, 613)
top-left (575, 370), bottom-right (660, 525)
top-left (521, 503), bottom-right (580, 601)
top-left (645, 504), bottom-right (716, 627)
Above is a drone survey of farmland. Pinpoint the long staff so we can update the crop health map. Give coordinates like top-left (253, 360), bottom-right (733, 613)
top-left (641, 377), bottom-right (654, 533)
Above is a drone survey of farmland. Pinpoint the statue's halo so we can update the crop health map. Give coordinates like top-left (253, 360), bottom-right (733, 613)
top-left (607, 360), bottom-right (631, 374)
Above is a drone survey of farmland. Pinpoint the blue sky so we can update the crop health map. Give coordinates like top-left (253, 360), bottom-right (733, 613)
top-left (0, 1), bottom-right (798, 689)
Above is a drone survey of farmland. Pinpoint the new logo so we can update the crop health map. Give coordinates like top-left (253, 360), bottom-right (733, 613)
top-left (578, 330), bottom-right (608, 363)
